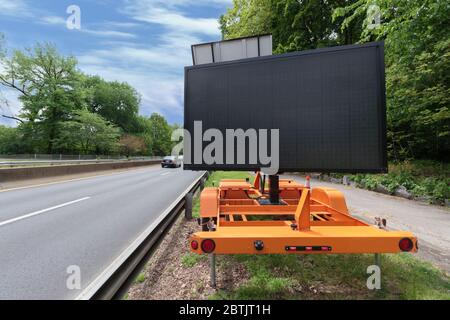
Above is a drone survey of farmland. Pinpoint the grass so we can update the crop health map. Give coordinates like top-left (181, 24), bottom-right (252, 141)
top-left (210, 253), bottom-right (450, 300)
top-left (200, 171), bottom-right (450, 300)
top-left (182, 253), bottom-right (206, 267)
top-left (192, 171), bottom-right (253, 219)
top-left (135, 272), bottom-right (146, 284)
top-left (205, 171), bottom-right (253, 188)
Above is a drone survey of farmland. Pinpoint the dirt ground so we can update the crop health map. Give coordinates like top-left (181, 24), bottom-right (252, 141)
top-left (127, 214), bottom-right (249, 300)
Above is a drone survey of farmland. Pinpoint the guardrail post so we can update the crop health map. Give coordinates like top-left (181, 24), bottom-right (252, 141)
top-left (200, 177), bottom-right (205, 191)
top-left (185, 192), bottom-right (193, 220)
top-left (210, 254), bottom-right (216, 288)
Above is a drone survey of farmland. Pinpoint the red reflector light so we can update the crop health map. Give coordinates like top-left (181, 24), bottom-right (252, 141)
top-left (201, 239), bottom-right (216, 253)
top-left (191, 240), bottom-right (198, 250)
top-left (399, 238), bottom-right (413, 252)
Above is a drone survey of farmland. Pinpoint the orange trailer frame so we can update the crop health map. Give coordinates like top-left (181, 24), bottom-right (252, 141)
top-left (189, 172), bottom-right (417, 256)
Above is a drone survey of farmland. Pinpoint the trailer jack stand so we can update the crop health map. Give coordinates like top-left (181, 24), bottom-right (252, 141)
top-left (210, 254), bottom-right (216, 288)
top-left (375, 253), bottom-right (381, 268)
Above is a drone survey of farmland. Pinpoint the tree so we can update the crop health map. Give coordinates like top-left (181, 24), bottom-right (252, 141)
top-left (53, 109), bottom-right (120, 154)
top-left (0, 125), bottom-right (21, 154)
top-left (0, 43), bottom-right (85, 153)
top-left (147, 113), bottom-right (172, 156)
top-left (334, 0), bottom-right (450, 161)
top-left (83, 76), bottom-right (142, 133)
top-left (119, 134), bottom-right (147, 156)
top-left (220, 0), bottom-right (363, 53)
top-left (219, 0), bottom-right (273, 39)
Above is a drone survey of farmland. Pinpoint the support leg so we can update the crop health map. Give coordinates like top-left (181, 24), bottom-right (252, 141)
top-left (375, 253), bottom-right (381, 268)
top-left (269, 175), bottom-right (280, 204)
top-left (375, 253), bottom-right (381, 289)
top-left (210, 254), bottom-right (216, 288)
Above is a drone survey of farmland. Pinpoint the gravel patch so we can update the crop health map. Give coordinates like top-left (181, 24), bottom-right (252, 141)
top-left (127, 214), bottom-right (249, 300)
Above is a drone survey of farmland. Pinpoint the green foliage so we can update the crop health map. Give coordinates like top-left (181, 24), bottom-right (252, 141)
top-left (135, 273), bottom-right (146, 284)
top-left (334, 0), bottom-right (450, 161)
top-left (0, 43), bottom-right (85, 153)
top-left (0, 125), bottom-right (21, 154)
top-left (220, 0), bottom-right (363, 53)
top-left (52, 109), bottom-right (120, 154)
top-left (83, 75), bottom-right (142, 133)
top-left (350, 160), bottom-right (450, 202)
top-left (147, 113), bottom-right (172, 156)
top-left (219, 0), bottom-right (273, 39)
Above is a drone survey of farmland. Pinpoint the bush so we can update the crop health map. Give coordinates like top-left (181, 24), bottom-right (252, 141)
top-left (344, 161), bottom-right (449, 203)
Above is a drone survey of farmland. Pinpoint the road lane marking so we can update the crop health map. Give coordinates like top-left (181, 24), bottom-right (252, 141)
top-left (161, 172), bottom-right (171, 176)
top-left (0, 197), bottom-right (91, 227)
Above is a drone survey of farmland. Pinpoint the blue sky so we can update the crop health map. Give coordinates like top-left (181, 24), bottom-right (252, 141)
top-left (0, 0), bottom-right (232, 126)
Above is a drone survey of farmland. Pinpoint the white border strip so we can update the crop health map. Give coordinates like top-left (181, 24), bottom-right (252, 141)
top-left (75, 172), bottom-right (206, 300)
top-left (0, 197), bottom-right (90, 227)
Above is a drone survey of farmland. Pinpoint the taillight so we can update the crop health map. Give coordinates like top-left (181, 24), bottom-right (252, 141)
top-left (201, 239), bottom-right (216, 253)
top-left (399, 238), bottom-right (413, 252)
top-left (191, 240), bottom-right (198, 250)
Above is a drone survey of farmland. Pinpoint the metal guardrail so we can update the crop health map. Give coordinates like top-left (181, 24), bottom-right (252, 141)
top-left (75, 171), bottom-right (208, 300)
top-left (0, 158), bottom-right (163, 168)
top-left (0, 154), bottom-right (163, 161)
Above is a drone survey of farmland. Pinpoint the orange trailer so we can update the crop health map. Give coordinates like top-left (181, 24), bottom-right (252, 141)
top-left (189, 172), bottom-right (417, 258)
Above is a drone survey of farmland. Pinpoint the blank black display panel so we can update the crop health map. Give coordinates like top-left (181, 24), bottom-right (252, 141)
top-left (184, 42), bottom-right (387, 173)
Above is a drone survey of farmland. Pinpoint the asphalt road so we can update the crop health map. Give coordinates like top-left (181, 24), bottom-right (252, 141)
top-left (0, 166), bottom-right (203, 299)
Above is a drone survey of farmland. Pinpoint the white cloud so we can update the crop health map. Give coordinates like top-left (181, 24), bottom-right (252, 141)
top-left (102, 21), bottom-right (140, 28)
top-left (78, 32), bottom-right (198, 69)
top-left (122, 0), bottom-right (228, 36)
top-left (40, 14), bottom-right (137, 39)
top-left (82, 29), bottom-right (137, 39)
top-left (0, 0), bottom-right (30, 17)
top-left (40, 15), bottom-right (66, 25)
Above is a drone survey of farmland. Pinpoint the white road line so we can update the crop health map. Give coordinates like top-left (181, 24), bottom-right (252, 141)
top-left (161, 172), bottom-right (171, 176)
top-left (0, 197), bottom-right (91, 227)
